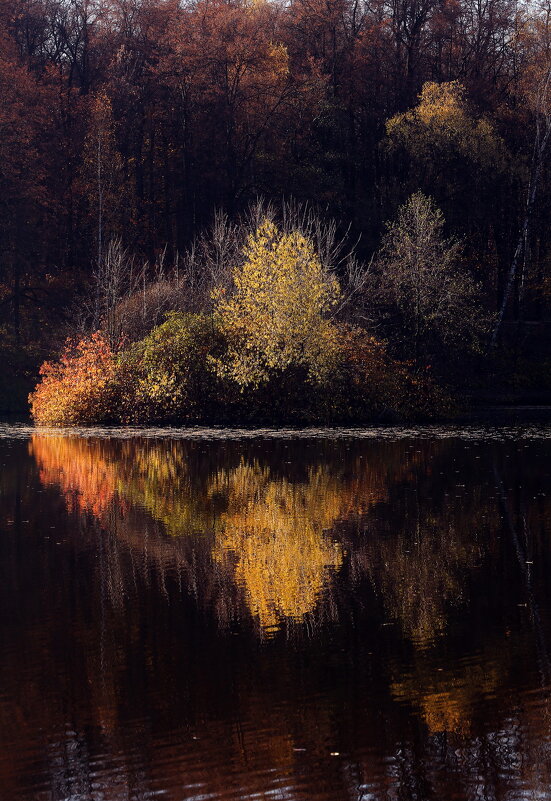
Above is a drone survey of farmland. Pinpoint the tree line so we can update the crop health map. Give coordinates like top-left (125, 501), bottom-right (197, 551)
top-left (2, 0), bottom-right (551, 411)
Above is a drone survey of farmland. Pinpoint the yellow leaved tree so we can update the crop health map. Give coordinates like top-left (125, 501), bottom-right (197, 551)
top-left (211, 218), bottom-right (341, 387)
top-left (386, 81), bottom-right (507, 172)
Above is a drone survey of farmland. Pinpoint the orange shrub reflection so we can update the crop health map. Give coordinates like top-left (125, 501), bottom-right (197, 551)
top-left (30, 435), bottom-right (398, 632)
top-left (31, 435), bottom-right (118, 517)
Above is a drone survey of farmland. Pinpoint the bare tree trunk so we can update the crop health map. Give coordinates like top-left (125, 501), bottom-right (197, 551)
top-left (490, 68), bottom-right (551, 347)
top-left (97, 125), bottom-right (103, 270)
top-left (13, 259), bottom-right (20, 346)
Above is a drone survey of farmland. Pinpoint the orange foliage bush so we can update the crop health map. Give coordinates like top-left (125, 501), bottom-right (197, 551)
top-left (29, 332), bottom-right (118, 425)
top-left (28, 320), bottom-right (451, 425)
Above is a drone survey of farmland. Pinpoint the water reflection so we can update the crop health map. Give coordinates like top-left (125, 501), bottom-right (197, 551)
top-left (1, 431), bottom-right (551, 800)
top-left (27, 435), bottom-right (505, 642)
top-left (29, 435), bottom-right (430, 635)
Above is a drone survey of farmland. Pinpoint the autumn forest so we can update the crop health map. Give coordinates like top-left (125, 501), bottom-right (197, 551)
top-left (3, 0), bottom-right (551, 421)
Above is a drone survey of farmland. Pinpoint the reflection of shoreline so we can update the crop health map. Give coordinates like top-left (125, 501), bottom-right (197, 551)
top-left (29, 435), bottom-right (406, 633)
top-left (2, 436), bottom-right (551, 800)
top-left (28, 434), bottom-right (502, 648)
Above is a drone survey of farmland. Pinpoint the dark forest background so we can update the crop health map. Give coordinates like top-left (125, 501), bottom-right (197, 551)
top-left (2, 0), bottom-right (551, 411)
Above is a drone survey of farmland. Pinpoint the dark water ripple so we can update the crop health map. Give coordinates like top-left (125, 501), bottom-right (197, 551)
top-left (1, 427), bottom-right (551, 800)
top-left (3, 422), bottom-right (551, 440)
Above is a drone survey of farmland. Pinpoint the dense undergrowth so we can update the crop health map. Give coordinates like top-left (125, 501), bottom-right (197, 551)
top-left (30, 313), bottom-right (449, 425)
top-left (30, 205), bottom-right (456, 425)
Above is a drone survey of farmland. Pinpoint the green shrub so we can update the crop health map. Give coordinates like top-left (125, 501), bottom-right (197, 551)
top-left (115, 312), bottom-right (225, 423)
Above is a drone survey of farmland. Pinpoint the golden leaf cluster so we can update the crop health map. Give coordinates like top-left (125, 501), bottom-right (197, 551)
top-left (212, 218), bottom-right (341, 387)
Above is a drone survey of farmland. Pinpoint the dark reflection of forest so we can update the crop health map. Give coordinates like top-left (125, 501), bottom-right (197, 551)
top-left (1, 434), bottom-right (551, 800)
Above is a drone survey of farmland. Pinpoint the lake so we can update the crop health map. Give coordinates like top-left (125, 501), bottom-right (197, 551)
top-left (2, 424), bottom-right (551, 800)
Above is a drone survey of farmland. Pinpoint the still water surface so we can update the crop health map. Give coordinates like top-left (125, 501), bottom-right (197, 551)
top-left (2, 426), bottom-right (551, 800)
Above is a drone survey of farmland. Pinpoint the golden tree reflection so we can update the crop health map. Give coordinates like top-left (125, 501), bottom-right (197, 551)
top-left (30, 435), bottom-right (402, 632)
top-left (30, 433), bottom-right (501, 642)
top-left (367, 517), bottom-right (484, 646)
top-left (391, 656), bottom-right (503, 735)
top-left (3, 434), bottom-right (551, 801)
top-left (211, 462), bottom-right (345, 630)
